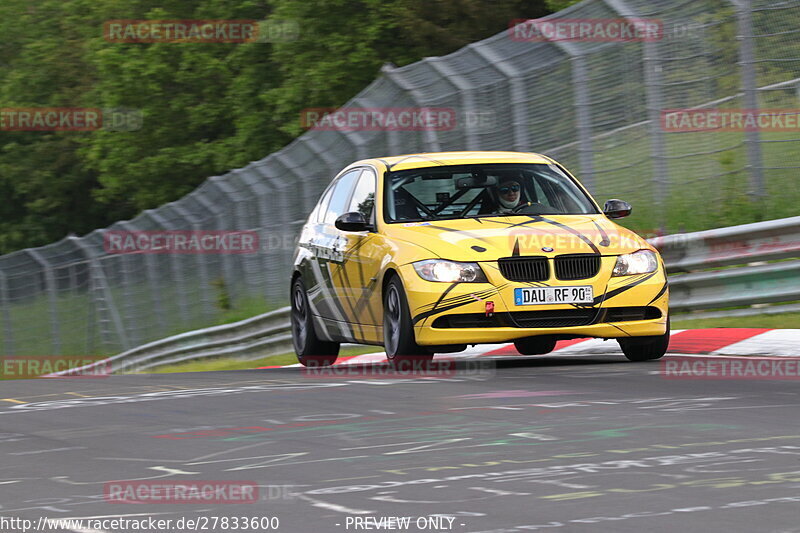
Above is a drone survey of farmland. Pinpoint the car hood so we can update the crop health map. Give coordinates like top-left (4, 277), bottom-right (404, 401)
top-left (383, 215), bottom-right (653, 262)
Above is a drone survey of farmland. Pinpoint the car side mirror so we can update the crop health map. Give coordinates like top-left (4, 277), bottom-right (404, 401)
top-left (335, 211), bottom-right (370, 232)
top-left (603, 199), bottom-right (632, 219)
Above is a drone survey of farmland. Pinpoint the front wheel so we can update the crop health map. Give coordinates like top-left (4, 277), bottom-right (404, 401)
top-left (618, 317), bottom-right (670, 361)
top-left (383, 276), bottom-right (433, 364)
top-left (291, 277), bottom-right (339, 367)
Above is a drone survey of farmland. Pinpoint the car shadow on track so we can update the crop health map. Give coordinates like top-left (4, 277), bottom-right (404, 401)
top-left (248, 354), bottom-right (647, 379)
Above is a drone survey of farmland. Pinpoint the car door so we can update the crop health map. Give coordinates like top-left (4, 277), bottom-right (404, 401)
top-left (336, 168), bottom-right (385, 343)
top-left (309, 168), bottom-right (362, 340)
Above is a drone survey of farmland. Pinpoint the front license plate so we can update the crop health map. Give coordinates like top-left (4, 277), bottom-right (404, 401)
top-left (514, 286), bottom-right (593, 306)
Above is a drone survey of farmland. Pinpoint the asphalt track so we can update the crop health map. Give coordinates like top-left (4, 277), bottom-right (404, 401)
top-left (2, 353), bottom-right (800, 533)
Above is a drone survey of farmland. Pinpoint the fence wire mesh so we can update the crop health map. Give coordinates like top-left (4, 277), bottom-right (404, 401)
top-left (2, 0), bottom-right (799, 356)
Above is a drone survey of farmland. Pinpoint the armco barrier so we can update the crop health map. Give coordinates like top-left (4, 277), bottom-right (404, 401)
top-left (652, 216), bottom-right (800, 313)
top-left (57, 307), bottom-right (292, 375)
top-left (651, 215), bottom-right (800, 272)
top-left (57, 216), bottom-right (800, 374)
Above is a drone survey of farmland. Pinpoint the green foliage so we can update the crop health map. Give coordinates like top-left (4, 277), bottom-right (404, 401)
top-left (3, 0), bottom-right (800, 255)
top-left (0, 0), bottom-right (549, 254)
top-left (673, 311), bottom-right (800, 330)
top-left (544, 0), bottom-right (581, 12)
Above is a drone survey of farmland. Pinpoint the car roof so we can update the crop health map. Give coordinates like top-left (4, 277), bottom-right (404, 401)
top-left (353, 151), bottom-right (554, 172)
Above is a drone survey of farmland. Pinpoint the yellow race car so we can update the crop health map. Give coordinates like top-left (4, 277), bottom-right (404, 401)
top-left (290, 151), bottom-right (669, 366)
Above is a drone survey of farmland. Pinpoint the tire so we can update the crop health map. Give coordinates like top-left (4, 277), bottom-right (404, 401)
top-left (514, 336), bottom-right (558, 355)
top-left (383, 275), bottom-right (433, 364)
top-left (291, 277), bottom-right (339, 367)
top-left (618, 316), bottom-right (670, 362)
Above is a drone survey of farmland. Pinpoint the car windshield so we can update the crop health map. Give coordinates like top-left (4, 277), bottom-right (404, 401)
top-left (384, 163), bottom-right (599, 223)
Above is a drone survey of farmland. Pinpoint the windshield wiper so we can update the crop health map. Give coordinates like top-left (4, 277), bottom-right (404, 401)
top-left (462, 213), bottom-right (509, 219)
top-left (393, 214), bottom-right (440, 223)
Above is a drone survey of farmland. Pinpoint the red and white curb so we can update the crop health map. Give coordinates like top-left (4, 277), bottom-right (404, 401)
top-left (259, 328), bottom-right (800, 369)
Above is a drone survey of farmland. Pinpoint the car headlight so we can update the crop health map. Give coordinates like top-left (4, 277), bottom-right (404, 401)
top-left (413, 260), bottom-right (488, 283)
top-left (612, 249), bottom-right (658, 277)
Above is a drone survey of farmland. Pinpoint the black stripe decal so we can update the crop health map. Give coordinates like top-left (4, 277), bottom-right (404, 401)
top-left (647, 279), bottom-right (669, 305)
top-left (413, 286), bottom-right (506, 325)
top-left (412, 299), bottom-right (475, 326)
top-left (598, 270), bottom-right (659, 304)
top-left (342, 235), bottom-right (381, 327)
top-left (426, 224), bottom-right (493, 243)
top-left (417, 284), bottom-right (506, 312)
top-left (330, 259), bottom-right (366, 342)
top-left (593, 221), bottom-right (611, 247)
top-left (537, 216), bottom-right (601, 255)
top-left (430, 282), bottom-right (462, 313)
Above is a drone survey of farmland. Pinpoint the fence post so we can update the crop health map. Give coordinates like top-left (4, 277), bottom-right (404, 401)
top-left (426, 58), bottom-right (478, 150)
top-left (69, 236), bottom-right (130, 353)
top-left (0, 270), bottom-right (14, 355)
top-left (142, 210), bottom-right (191, 326)
top-left (341, 95), bottom-right (391, 171)
top-left (603, 0), bottom-right (670, 229)
top-left (24, 250), bottom-right (61, 354)
top-left (189, 188), bottom-right (236, 316)
top-left (211, 176), bottom-right (256, 303)
top-left (543, 38), bottom-right (595, 192)
top-left (381, 64), bottom-right (442, 152)
top-left (355, 91), bottom-right (403, 155)
top-left (169, 203), bottom-right (215, 322)
top-left (275, 151), bottom-right (318, 216)
top-left (470, 41), bottom-right (531, 151)
top-left (732, 0), bottom-right (766, 198)
top-left (111, 221), bottom-right (145, 348)
top-left (302, 135), bottom-right (343, 177)
top-left (249, 160), bottom-right (294, 305)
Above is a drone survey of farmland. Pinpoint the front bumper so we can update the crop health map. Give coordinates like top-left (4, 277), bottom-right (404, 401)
top-left (398, 258), bottom-right (669, 346)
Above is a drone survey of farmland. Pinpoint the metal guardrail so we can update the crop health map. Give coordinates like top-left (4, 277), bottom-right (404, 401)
top-left (651, 215), bottom-right (800, 313)
top-left (58, 216), bottom-right (800, 375)
top-left (650, 216), bottom-right (800, 272)
top-left (58, 307), bottom-right (292, 375)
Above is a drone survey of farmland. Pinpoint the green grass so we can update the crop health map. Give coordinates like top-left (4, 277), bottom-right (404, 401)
top-left (145, 345), bottom-right (381, 374)
top-left (1, 280), bottom-right (283, 357)
top-left (672, 312), bottom-right (800, 331)
top-left (568, 91), bottom-right (800, 236)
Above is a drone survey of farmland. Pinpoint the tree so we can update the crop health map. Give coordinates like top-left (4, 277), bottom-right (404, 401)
top-left (0, 0), bottom-right (553, 253)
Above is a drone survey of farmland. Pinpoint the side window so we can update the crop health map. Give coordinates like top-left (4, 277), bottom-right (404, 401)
top-left (315, 186), bottom-right (335, 224)
top-left (323, 169), bottom-right (362, 225)
top-left (348, 169), bottom-right (376, 221)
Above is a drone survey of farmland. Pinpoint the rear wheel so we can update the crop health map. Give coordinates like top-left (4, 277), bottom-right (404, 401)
top-left (514, 336), bottom-right (558, 355)
top-left (618, 317), bottom-right (670, 361)
top-left (383, 276), bottom-right (433, 365)
top-left (291, 277), bottom-right (339, 367)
